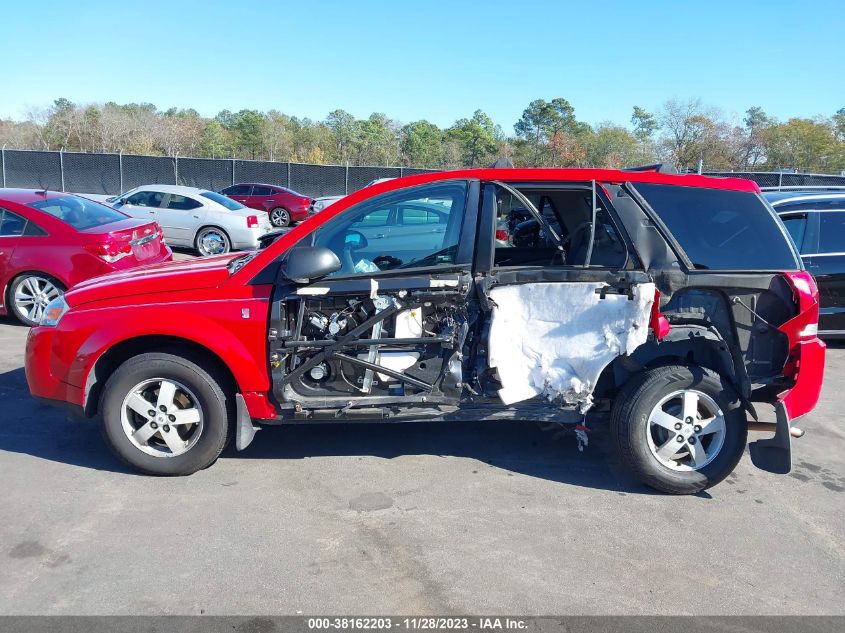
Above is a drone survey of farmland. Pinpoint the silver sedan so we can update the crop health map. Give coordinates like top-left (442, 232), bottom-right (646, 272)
top-left (108, 185), bottom-right (273, 256)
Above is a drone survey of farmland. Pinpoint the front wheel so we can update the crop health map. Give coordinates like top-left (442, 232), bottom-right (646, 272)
top-left (269, 207), bottom-right (291, 227)
top-left (195, 227), bottom-right (231, 256)
top-left (9, 273), bottom-right (65, 327)
top-left (99, 352), bottom-right (231, 475)
top-left (611, 364), bottom-right (747, 494)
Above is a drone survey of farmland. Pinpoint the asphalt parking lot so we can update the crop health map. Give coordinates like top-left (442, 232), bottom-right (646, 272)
top-left (0, 318), bottom-right (842, 616)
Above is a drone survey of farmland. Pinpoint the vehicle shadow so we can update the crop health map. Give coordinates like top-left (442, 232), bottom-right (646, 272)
top-left (0, 365), bottom-right (660, 495)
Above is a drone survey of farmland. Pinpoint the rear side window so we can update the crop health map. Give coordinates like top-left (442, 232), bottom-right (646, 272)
top-left (28, 195), bottom-right (128, 231)
top-left (166, 194), bottom-right (202, 211)
top-left (224, 185), bottom-right (252, 196)
top-left (780, 213), bottom-right (807, 252)
top-left (0, 209), bottom-right (28, 236)
top-left (636, 184), bottom-right (799, 270)
top-left (818, 211), bottom-right (845, 254)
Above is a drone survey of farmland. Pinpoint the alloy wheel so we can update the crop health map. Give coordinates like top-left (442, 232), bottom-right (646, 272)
top-left (120, 378), bottom-right (204, 457)
top-left (646, 389), bottom-right (727, 471)
top-left (13, 276), bottom-right (62, 324)
top-left (270, 208), bottom-right (290, 227)
top-left (197, 229), bottom-right (229, 256)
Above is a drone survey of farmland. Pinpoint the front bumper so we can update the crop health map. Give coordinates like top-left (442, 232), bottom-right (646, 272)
top-left (25, 326), bottom-right (85, 411)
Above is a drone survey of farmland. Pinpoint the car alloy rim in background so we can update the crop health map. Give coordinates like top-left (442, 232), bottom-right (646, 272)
top-left (14, 276), bottom-right (62, 323)
top-left (270, 208), bottom-right (289, 226)
top-left (198, 229), bottom-right (228, 256)
top-left (120, 378), bottom-right (204, 457)
top-left (646, 389), bottom-right (726, 472)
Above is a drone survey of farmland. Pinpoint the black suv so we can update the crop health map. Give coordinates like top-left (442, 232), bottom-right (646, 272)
top-left (765, 190), bottom-right (845, 337)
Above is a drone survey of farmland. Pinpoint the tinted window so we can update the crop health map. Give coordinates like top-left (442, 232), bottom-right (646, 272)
top-left (126, 190), bottom-right (165, 207)
top-left (200, 191), bottom-right (246, 211)
top-left (637, 184), bottom-right (798, 270)
top-left (28, 195), bottom-right (128, 230)
top-left (166, 194), bottom-right (202, 211)
top-left (310, 182), bottom-right (468, 275)
top-left (779, 213), bottom-right (807, 252)
top-left (252, 186), bottom-right (274, 196)
top-left (224, 185), bottom-right (252, 196)
top-left (818, 211), bottom-right (845, 254)
top-left (0, 210), bottom-right (27, 236)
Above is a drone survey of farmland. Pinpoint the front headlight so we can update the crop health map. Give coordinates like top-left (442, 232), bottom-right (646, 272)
top-left (41, 296), bottom-right (69, 327)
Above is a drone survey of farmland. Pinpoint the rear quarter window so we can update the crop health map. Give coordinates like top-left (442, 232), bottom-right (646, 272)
top-left (636, 184), bottom-right (799, 270)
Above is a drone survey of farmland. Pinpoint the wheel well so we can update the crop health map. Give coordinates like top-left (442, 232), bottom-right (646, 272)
top-left (596, 336), bottom-right (742, 402)
top-left (85, 335), bottom-right (237, 416)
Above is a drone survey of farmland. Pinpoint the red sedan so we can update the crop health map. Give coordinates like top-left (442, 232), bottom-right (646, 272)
top-left (219, 183), bottom-right (312, 227)
top-left (0, 189), bottom-right (172, 326)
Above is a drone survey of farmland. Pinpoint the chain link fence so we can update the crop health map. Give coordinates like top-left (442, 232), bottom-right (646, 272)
top-left (0, 149), bottom-right (438, 198)
top-left (703, 170), bottom-right (845, 189)
top-left (3, 149), bottom-right (844, 197)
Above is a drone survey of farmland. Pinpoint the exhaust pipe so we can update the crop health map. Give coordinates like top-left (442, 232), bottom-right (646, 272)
top-left (747, 421), bottom-right (804, 438)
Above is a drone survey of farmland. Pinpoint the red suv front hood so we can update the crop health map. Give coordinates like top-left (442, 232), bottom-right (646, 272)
top-left (66, 254), bottom-right (238, 307)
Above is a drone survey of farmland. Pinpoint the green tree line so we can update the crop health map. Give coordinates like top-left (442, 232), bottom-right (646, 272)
top-left (2, 97), bottom-right (844, 173)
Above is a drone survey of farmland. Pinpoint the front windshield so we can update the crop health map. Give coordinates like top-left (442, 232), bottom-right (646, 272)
top-left (201, 191), bottom-right (245, 211)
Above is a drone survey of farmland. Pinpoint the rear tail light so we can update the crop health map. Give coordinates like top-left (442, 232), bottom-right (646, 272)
top-left (85, 241), bottom-right (133, 264)
top-left (246, 215), bottom-right (259, 228)
top-left (495, 229), bottom-right (509, 242)
top-left (781, 271), bottom-right (820, 344)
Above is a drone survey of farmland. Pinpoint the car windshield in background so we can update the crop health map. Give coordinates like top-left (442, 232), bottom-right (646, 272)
top-left (28, 195), bottom-right (128, 230)
top-left (201, 191), bottom-right (245, 210)
top-left (636, 184), bottom-right (800, 271)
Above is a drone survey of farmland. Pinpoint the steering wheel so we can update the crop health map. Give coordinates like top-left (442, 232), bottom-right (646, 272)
top-left (373, 255), bottom-right (402, 269)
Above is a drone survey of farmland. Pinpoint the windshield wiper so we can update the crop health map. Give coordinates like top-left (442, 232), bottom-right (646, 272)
top-left (227, 251), bottom-right (258, 274)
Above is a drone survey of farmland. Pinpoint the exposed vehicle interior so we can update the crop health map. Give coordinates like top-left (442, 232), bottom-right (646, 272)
top-left (493, 185), bottom-right (628, 269)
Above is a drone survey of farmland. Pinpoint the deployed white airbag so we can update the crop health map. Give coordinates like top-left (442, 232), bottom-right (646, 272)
top-left (488, 282), bottom-right (655, 408)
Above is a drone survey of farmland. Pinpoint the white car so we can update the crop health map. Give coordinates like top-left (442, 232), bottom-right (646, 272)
top-left (107, 185), bottom-right (272, 256)
top-left (310, 178), bottom-right (395, 215)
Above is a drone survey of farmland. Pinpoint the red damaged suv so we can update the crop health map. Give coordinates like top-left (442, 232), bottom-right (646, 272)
top-left (25, 168), bottom-right (825, 493)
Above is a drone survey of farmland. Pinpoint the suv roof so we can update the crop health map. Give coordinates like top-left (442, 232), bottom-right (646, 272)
top-left (764, 191), bottom-right (845, 206)
top-left (383, 168), bottom-right (760, 192)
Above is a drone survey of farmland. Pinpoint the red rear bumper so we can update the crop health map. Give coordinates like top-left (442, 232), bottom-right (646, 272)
top-left (780, 338), bottom-right (825, 420)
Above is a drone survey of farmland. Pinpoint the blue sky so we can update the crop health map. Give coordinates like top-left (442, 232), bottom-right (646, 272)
top-left (1, 0), bottom-right (842, 130)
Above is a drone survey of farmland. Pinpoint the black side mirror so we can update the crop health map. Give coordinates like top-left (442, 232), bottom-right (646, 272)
top-left (279, 246), bottom-right (341, 284)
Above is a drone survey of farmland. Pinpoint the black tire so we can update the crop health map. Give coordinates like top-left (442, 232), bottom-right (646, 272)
top-left (269, 207), bottom-right (291, 227)
top-left (99, 352), bottom-right (232, 475)
top-left (8, 273), bottom-right (65, 327)
top-left (611, 364), bottom-right (747, 494)
top-left (195, 226), bottom-right (231, 256)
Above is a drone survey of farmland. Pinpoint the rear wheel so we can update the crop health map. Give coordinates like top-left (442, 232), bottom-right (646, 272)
top-left (269, 207), bottom-right (291, 227)
top-left (611, 364), bottom-right (747, 494)
top-left (9, 273), bottom-right (65, 327)
top-left (99, 352), bottom-right (231, 475)
top-left (195, 227), bottom-right (231, 256)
